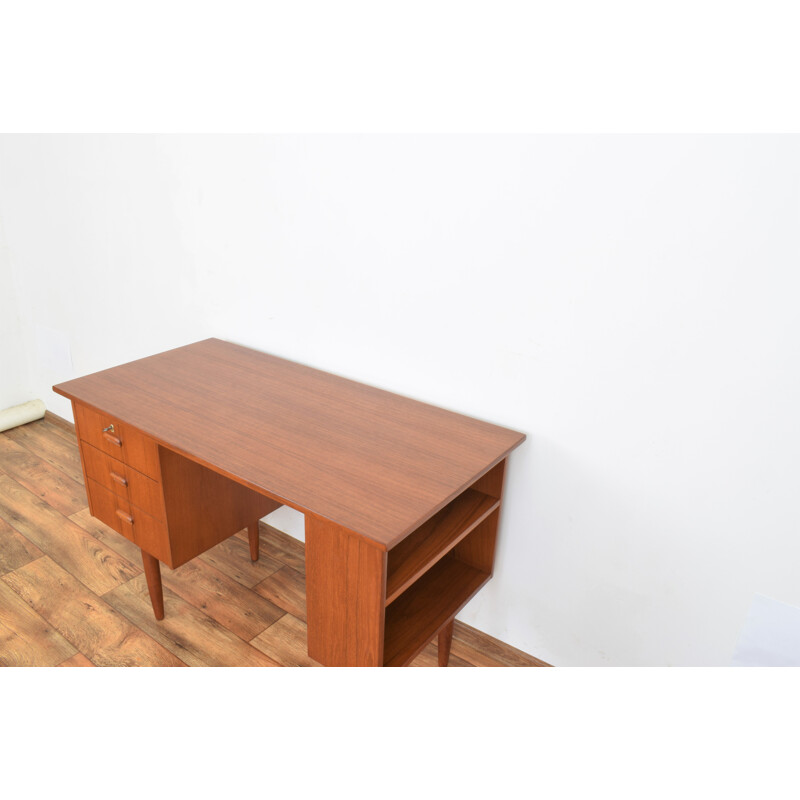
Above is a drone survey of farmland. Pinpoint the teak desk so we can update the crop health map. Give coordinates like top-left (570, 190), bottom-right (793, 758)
top-left (53, 339), bottom-right (525, 667)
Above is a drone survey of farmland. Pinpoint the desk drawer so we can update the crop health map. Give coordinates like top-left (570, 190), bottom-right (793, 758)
top-left (81, 441), bottom-right (165, 520)
top-left (87, 477), bottom-right (135, 542)
top-left (74, 403), bottom-right (160, 478)
top-left (87, 478), bottom-right (170, 563)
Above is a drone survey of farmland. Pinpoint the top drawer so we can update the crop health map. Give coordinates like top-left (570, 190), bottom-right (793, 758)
top-left (74, 402), bottom-right (161, 479)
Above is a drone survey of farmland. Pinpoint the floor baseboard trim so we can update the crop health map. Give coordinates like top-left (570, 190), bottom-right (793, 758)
top-left (44, 410), bottom-right (76, 433)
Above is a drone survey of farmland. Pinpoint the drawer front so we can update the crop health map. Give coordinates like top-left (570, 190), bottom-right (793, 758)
top-left (74, 403), bottom-right (161, 478)
top-left (87, 477), bottom-right (135, 542)
top-left (87, 479), bottom-right (172, 565)
top-left (80, 441), bottom-right (165, 521)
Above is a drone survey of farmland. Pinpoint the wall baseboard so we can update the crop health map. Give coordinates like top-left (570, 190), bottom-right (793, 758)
top-left (44, 410), bottom-right (75, 434)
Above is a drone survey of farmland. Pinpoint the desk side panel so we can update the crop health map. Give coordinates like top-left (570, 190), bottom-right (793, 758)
top-left (70, 401), bottom-right (96, 519)
top-left (306, 516), bottom-right (386, 667)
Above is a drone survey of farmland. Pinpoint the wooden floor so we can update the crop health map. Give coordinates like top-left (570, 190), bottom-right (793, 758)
top-left (0, 414), bottom-right (549, 668)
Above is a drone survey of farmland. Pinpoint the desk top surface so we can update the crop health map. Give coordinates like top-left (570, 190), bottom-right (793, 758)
top-left (54, 339), bottom-right (525, 548)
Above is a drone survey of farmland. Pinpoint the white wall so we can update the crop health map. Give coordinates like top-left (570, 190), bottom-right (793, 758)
top-left (0, 205), bottom-right (31, 410)
top-left (1, 134), bottom-right (798, 666)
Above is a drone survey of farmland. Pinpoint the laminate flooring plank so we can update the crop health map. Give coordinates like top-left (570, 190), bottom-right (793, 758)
top-left (57, 653), bottom-right (95, 667)
top-left (2, 557), bottom-right (183, 666)
top-left (0, 578), bottom-right (78, 666)
top-left (105, 575), bottom-right (281, 667)
top-left (449, 638), bottom-right (505, 667)
top-left (248, 523), bottom-right (306, 575)
top-left (0, 476), bottom-right (138, 595)
top-left (198, 529), bottom-right (283, 588)
top-left (250, 614), bottom-right (321, 667)
top-left (42, 414), bottom-right (78, 441)
top-left (162, 558), bottom-right (285, 641)
top-left (453, 621), bottom-right (551, 667)
top-left (0, 516), bottom-right (43, 575)
top-left (69, 507), bottom-right (143, 567)
top-left (0, 435), bottom-right (87, 516)
top-left (409, 640), bottom-right (472, 668)
top-left (252, 565), bottom-right (307, 622)
top-left (3, 422), bottom-right (84, 484)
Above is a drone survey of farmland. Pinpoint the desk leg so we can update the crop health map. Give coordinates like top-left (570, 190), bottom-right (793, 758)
top-left (141, 550), bottom-right (164, 620)
top-left (438, 618), bottom-right (454, 666)
top-left (248, 521), bottom-right (260, 562)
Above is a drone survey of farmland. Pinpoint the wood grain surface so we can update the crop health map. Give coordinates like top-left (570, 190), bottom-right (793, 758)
top-left (73, 402), bottom-right (161, 478)
top-left (5, 419), bottom-right (85, 483)
top-left (2, 557), bottom-right (183, 667)
top-left (383, 556), bottom-right (489, 667)
top-left (0, 418), bottom-right (548, 668)
top-left (0, 580), bottom-right (77, 667)
top-left (385, 488), bottom-right (499, 604)
top-left (0, 435), bottom-right (87, 516)
top-left (197, 532), bottom-right (284, 587)
top-left (250, 614), bottom-right (320, 667)
top-left (80, 441), bottom-right (165, 519)
top-left (253, 566), bottom-right (306, 622)
top-left (57, 653), bottom-right (95, 667)
top-left (69, 506), bottom-right (144, 565)
top-left (438, 618), bottom-right (455, 667)
top-left (0, 475), bottom-right (140, 595)
top-left (53, 338), bottom-right (526, 548)
top-left (0, 517), bottom-right (43, 576)
top-left (410, 640), bottom-right (473, 668)
top-left (305, 515), bottom-right (386, 666)
top-left (161, 558), bottom-right (285, 640)
top-left (103, 576), bottom-right (280, 667)
top-left (158, 445), bottom-right (280, 567)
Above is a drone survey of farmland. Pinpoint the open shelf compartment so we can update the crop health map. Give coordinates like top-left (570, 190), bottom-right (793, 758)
top-left (382, 507), bottom-right (499, 667)
top-left (383, 553), bottom-right (490, 667)
top-left (385, 488), bottom-right (499, 605)
top-left (380, 460), bottom-right (506, 667)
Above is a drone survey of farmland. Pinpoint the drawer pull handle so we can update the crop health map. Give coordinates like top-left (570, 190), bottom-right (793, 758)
top-left (115, 509), bottom-right (134, 525)
top-left (103, 430), bottom-right (122, 447)
top-left (110, 471), bottom-right (128, 487)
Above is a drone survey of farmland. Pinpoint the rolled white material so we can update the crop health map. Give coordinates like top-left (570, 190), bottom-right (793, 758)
top-left (0, 399), bottom-right (47, 432)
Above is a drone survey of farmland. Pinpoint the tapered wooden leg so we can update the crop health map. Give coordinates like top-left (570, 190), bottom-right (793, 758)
top-left (438, 618), bottom-right (454, 667)
top-left (248, 521), bottom-right (260, 562)
top-left (141, 550), bottom-right (164, 620)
